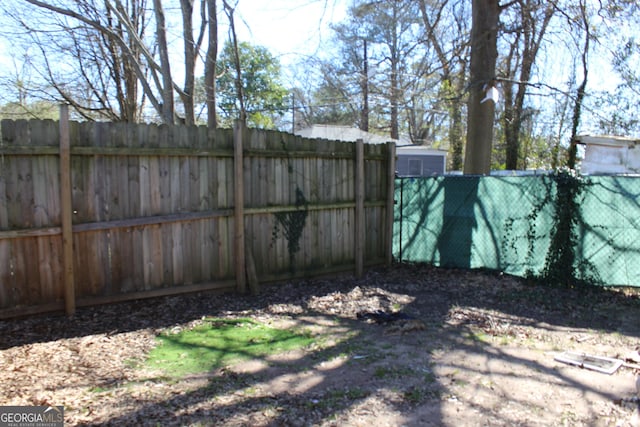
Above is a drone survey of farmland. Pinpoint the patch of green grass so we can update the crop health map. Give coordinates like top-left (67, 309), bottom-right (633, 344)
top-left (498, 335), bottom-right (512, 346)
top-left (123, 358), bottom-right (142, 369)
top-left (308, 388), bottom-right (369, 410)
top-left (453, 378), bottom-right (469, 387)
top-left (403, 386), bottom-right (439, 405)
top-left (423, 371), bottom-right (436, 383)
top-left (331, 387), bottom-right (368, 400)
top-left (464, 330), bottom-right (490, 343)
top-left (373, 365), bottom-right (415, 379)
top-left (145, 318), bottom-right (315, 378)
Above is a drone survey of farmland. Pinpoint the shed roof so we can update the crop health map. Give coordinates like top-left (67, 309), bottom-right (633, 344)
top-left (576, 134), bottom-right (640, 147)
top-left (295, 124), bottom-right (412, 146)
top-left (397, 144), bottom-right (447, 157)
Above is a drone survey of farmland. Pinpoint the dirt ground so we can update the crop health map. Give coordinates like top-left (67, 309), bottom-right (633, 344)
top-left (2, 264), bottom-right (640, 426)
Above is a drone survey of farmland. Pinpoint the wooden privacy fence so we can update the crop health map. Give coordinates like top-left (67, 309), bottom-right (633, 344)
top-left (0, 110), bottom-right (396, 319)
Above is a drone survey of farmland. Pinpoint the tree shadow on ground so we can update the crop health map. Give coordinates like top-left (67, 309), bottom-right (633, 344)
top-left (2, 264), bottom-right (640, 426)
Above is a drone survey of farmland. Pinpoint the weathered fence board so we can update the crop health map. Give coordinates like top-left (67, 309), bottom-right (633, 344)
top-left (0, 117), bottom-right (393, 318)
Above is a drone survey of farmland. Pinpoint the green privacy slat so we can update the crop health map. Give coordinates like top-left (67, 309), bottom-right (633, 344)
top-left (394, 175), bottom-right (640, 288)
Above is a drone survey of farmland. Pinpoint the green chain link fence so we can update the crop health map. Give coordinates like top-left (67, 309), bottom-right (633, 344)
top-left (394, 173), bottom-right (640, 287)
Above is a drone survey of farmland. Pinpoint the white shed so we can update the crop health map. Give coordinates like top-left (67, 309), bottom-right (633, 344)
top-left (395, 145), bottom-right (447, 177)
top-left (576, 135), bottom-right (640, 175)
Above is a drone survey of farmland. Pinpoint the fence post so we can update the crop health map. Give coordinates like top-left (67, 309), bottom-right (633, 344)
top-left (399, 178), bottom-right (404, 262)
top-left (385, 141), bottom-right (396, 266)
top-left (59, 105), bottom-right (76, 316)
top-left (233, 119), bottom-right (246, 293)
top-left (355, 139), bottom-right (365, 278)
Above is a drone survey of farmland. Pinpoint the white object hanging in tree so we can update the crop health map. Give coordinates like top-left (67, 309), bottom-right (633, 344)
top-left (481, 84), bottom-right (499, 104)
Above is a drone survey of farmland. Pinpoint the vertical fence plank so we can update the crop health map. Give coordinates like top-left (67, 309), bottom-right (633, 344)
top-left (59, 105), bottom-right (76, 316)
top-left (171, 222), bottom-right (184, 285)
top-left (0, 121), bottom-right (10, 308)
top-left (234, 120), bottom-right (246, 293)
top-left (200, 219), bottom-right (212, 281)
top-left (0, 240), bottom-right (12, 307)
top-left (385, 142), bottom-right (397, 266)
top-left (0, 121), bottom-right (9, 231)
top-left (355, 139), bottom-right (365, 278)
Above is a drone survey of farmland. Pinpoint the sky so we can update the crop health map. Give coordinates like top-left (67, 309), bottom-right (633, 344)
top-left (0, 0), bottom-right (635, 136)
top-left (231, 0), bottom-right (346, 66)
top-left (0, 0), bottom-right (348, 102)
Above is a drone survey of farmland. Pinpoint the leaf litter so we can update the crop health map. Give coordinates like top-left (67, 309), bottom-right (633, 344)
top-left (1, 264), bottom-right (640, 426)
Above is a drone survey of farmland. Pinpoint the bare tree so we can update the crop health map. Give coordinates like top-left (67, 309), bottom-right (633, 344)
top-left (179, 0), bottom-right (208, 125)
top-left (419, 0), bottom-right (470, 170)
top-left (320, 9), bottom-right (374, 131)
top-left (566, 0), bottom-right (589, 169)
top-left (355, 0), bottom-right (422, 140)
top-left (500, 0), bottom-right (554, 170)
top-left (6, 0), bottom-right (218, 125)
top-left (222, 0), bottom-right (245, 123)
top-left (313, 0), bottom-right (423, 140)
top-left (152, 0), bottom-right (174, 123)
top-left (2, 0), bottom-right (151, 121)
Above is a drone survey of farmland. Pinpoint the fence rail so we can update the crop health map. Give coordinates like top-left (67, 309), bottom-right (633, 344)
top-left (0, 112), bottom-right (395, 318)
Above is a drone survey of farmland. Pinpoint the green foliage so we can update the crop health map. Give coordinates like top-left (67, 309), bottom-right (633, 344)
top-left (500, 170), bottom-right (602, 287)
top-left (373, 366), bottom-right (415, 379)
top-left (307, 388), bottom-right (369, 410)
top-left (145, 318), bottom-right (314, 378)
top-left (272, 187), bottom-right (309, 273)
top-left (540, 169), bottom-right (601, 288)
top-left (403, 386), bottom-right (439, 405)
top-left (589, 35), bottom-right (640, 134)
top-left (307, 79), bottom-right (358, 126)
top-left (214, 41), bottom-right (289, 129)
top-left (303, 0), bottom-right (426, 134)
top-left (270, 137), bottom-right (309, 273)
top-left (0, 101), bottom-right (59, 120)
top-left (593, 91), bottom-right (640, 135)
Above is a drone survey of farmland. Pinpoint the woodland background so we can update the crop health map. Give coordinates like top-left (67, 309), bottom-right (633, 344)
top-left (0, 0), bottom-right (638, 174)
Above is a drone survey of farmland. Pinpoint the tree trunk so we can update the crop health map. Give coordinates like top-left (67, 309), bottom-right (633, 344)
top-left (205, 0), bottom-right (218, 128)
top-left (567, 1), bottom-right (589, 169)
top-left (464, 0), bottom-right (500, 175)
top-left (389, 6), bottom-right (400, 140)
top-left (180, 0), bottom-right (196, 125)
top-left (153, 0), bottom-right (174, 124)
top-left (449, 93), bottom-right (464, 170)
top-left (390, 59), bottom-right (399, 140)
top-left (360, 39), bottom-right (369, 132)
top-left (223, 1), bottom-right (246, 122)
